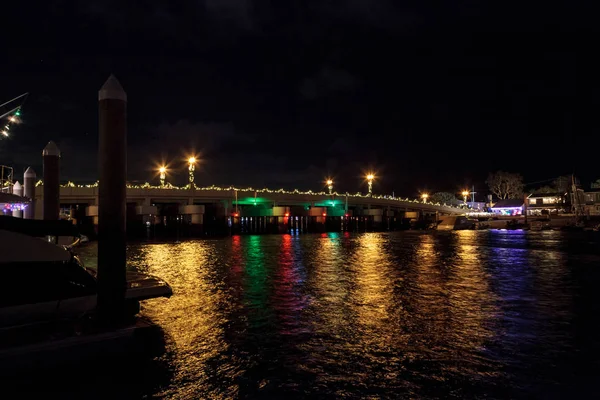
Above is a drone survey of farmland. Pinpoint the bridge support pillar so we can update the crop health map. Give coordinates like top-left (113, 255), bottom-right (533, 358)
top-left (272, 206), bottom-right (290, 233)
top-left (362, 208), bottom-right (384, 231)
top-left (86, 205), bottom-right (99, 232)
top-left (180, 204), bottom-right (205, 236)
top-left (385, 209), bottom-right (394, 231)
top-left (307, 207), bottom-right (327, 233)
top-left (135, 205), bottom-right (158, 236)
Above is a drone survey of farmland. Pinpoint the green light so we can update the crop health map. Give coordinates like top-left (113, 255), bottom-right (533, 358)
top-left (236, 197), bottom-right (268, 206)
top-left (15, 110), bottom-right (20, 116)
top-left (244, 235), bottom-right (269, 327)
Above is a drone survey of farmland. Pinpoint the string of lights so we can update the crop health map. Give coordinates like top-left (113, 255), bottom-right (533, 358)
top-left (30, 180), bottom-right (462, 209)
top-left (1, 107), bottom-right (22, 138)
top-left (1, 93), bottom-right (28, 139)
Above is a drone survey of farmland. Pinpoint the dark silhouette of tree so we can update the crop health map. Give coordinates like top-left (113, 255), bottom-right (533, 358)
top-left (534, 185), bottom-right (556, 194)
top-left (430, 192), bottom-right (458, 205)
top-left (486, 171), bottom-right (524, 199)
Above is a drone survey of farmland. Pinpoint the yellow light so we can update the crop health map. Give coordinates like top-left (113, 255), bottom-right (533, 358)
top-left (326, 179), bottom-right (333, 185)
top-left (462, 190), bottom-right (469, 197)
top-left (421, 193), bottom-right (429, 199)
top-left (8, 116), bottom-right (16, 123)
top-left (366, 174), bottom-right (374, 181)
top-left (188, 157), bottom-right (196, 164)
top-left (159, 166), bottom-right (167, 174)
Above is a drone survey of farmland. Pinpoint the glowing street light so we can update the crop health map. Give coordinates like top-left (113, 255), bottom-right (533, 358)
top-left (366, 173), bottom-right (375, 195)
top-left (326, 179), bottom-right (333, 195)
top-left (188, 156), bottom-right (196, 187)
top-left (158, 166), bottom-right (167, 187)
top-left (421, 193), bottom-right (429, 203)
top-left (461, 190), bottom-right (469, 205)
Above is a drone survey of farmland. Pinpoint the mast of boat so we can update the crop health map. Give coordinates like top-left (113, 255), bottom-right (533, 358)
top-left (571, 174), bottom-right (584, 223)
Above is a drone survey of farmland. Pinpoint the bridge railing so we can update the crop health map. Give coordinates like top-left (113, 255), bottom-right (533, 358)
top-left (30, 181), bottom-right (467, 213)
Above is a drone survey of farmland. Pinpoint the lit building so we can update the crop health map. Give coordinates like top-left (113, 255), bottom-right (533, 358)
top-left (582, 190), bottom-right (600, 215)
top-left (526, 192), bottom-right (568, 215)
top-left (490, 199), bottom-right (524, 216)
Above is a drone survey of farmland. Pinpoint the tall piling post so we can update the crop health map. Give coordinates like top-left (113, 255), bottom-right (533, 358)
top-left (23, 167), bottom-right (36, 219)
top-left (97, 75), bottom-right (128, 324)
top-left (42, 141), bottom-right (60, 220)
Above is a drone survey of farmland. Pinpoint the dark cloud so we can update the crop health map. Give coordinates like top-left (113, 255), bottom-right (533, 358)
top-left (299, 66), bottom-right (359, 100)
top-left (204, 0), bottom-right (254, 29)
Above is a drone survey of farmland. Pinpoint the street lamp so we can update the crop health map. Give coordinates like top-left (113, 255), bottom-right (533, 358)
top-left (159, 166), bottom-right (167, 187)
top-left (461, 190), bottom-right (469, 205)
top-left (366, 173), bottom-right (375, 195)
top-left (421, 193), bottom-right (429, 203)
top-left (326, 179), bottom-right (333, 195)
top-left (188, 156), bottom-right (196, 187)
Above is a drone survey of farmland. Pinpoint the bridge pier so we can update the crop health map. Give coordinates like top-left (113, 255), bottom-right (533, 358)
top-left (86, 205), bottom-right (99, 233)
top-left (180, 204), bottom-right (205, 236)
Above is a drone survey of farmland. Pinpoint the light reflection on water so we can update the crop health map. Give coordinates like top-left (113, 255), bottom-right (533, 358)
top-left (69, 230), bottom-right (600, 398)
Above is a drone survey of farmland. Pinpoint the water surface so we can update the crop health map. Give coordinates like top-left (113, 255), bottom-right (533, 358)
top-left (16, 231), bottom-right (600, 398)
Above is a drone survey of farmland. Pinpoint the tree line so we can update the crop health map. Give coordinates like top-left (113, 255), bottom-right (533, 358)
top-left (428, 172), bottom-right (585, 203)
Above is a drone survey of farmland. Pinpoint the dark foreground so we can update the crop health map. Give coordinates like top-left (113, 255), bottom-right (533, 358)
top-left (3, 230), bottom-right (600, 399)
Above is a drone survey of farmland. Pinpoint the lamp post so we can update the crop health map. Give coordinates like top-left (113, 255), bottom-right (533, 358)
top-left (159, 166), bottom-right (167, 187)
top-left (421, 193), bottom-right (429, 203)
top-left (366, 173), bottom-right (374, 195)
top-left (188, 157), bottom-right (196, 187)
top-left (326, 179), bottom-right (333, 195)
top-left (462, 190), bottom-right (469, 205)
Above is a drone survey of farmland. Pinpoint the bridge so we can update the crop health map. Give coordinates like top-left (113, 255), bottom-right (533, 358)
top-left (18, 181), bottom-right (465, 235)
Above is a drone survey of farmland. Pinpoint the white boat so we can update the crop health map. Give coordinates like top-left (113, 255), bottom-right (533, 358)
top-left (0, 229), bottom-right (172, 337)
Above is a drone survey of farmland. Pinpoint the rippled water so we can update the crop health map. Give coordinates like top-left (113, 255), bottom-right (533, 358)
top-left (18, 231), bottom-right (600, 398)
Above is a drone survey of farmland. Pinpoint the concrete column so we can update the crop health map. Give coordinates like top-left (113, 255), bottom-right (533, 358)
top-left (180, 204), bottom-right (205, 234)
top-left (86, 205), bottom-right (99, 230)
top-left (97, 74), bottom-right (128, 323)
top-left (42, 141), bottom-right (60, 220)
top-left (23, 167), bottom-right (36, 220)
top-left (13, 181), bottom-right (23, 197)
top-left (12, 181), bottom-right (24, 218)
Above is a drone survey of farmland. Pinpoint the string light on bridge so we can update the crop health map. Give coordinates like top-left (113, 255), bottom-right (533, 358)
top-left (1, 109), bottom-right (20, 137)
top-left (1, 92), bottom-right (28, 139)
top-left (41, 178), bottom-right (463, 211)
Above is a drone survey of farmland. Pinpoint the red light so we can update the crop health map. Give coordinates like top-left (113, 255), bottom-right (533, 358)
top-left (345, 213), bottom-right (349, 217)
top-left (233, 213), bottom-right (239, 217)
top-left (284, 212), bottom-right (289, 217)
top-left (322, 213), bottom-right (327, 217)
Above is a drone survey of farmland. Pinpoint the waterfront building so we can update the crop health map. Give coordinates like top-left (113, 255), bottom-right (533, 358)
top-left (526, 192), bottom-right (568, 215)
top-left (490, 199), bottom-right (524, 216)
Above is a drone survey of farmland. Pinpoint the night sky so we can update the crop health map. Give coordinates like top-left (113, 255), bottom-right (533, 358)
top-left (1, 1), bottom-right (597, 199)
